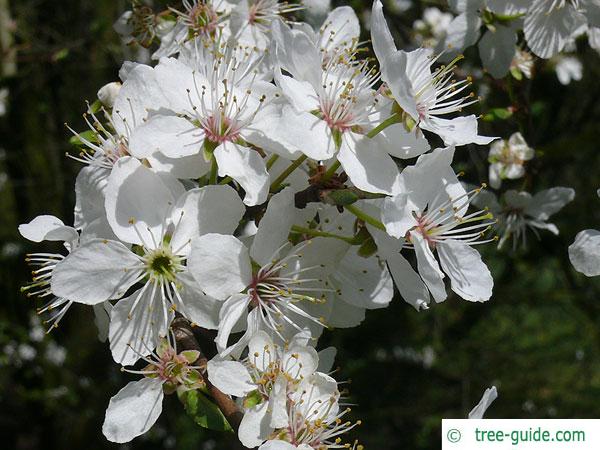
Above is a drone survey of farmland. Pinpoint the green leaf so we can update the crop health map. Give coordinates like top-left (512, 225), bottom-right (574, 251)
top-left (357, 236), bottom-right (378, 258)
top-left (325, 189), bottom-right (360, 206)
top-left (69, 129), bottom-right (99, 146)
top-left (178, 389), bottom-right (233, 432)
top-left (510, 67), bottom-right (523, 81)
top-left (482, 108), bottom-right (513, 122)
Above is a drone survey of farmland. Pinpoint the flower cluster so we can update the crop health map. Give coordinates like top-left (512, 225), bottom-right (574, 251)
top-left (19, 0), bottom-right (594, 446)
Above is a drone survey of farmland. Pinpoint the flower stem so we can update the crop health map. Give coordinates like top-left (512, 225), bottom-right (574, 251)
top-left (320, 161), bottom-right (341, 183)
top-left (266, 154), bottom-right (280, 170)
top-left (291, 225), bottom-right (360, 245)
top-left (345, 204), bottom-right (386, 231)
top-left (270, 155), bottom-right (307, 191)
top-left (367, 112), bottom-right (401, 138)
top-left (209, 154), bottom-right (218, 185)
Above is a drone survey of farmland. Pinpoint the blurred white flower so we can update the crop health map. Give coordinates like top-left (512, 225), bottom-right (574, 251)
top-left (488, 132), bottom-right (534, 189)
top-left (555, 55), bottom-right (583, 85)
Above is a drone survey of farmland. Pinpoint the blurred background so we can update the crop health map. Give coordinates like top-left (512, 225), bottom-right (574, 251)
top-left (1, 0), bottom-right (600, 449)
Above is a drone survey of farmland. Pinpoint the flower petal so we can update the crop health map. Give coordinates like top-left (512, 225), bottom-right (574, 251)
top-left (569, 229), bottom-right (600, 277)
top-left (129, 115), bottom-right (203, 159)
top-left (51, 239), bottom-right (141, 305)
top-left (207, 359), bottom-right (255, 397)
top-left (478, 26), bottom-right (517, 79)
top-left (238, 401), bottom-right (272, 448)
top-left (214, 143), bottom-right (269, 207)
top-left (437, 240), bottom-right (493, 302)
top-left (411, 232), bottom-right (447, 303)
top-left (102, 378), bottom-right (164, 443)
top-left (215, 294), bottom-right (251, 353)
top-left (468, 386), bottom-right (498, 419)
top-left (189, 234), bottom-right (252, 300)
top-left (19, 215), bottom-right (78, 244)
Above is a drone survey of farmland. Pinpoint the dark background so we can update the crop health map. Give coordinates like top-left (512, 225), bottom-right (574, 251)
top-left (1, 1), bottom-right (600, 449)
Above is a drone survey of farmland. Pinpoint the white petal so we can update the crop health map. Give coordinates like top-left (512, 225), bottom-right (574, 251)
top-left (330, 248), bottom-right (393, 309)
top-left (215, 294), bottom-right (251, 353)
top-left (569, 229), bottom-right (600, 277)
top-left (317, 347), bottom-right (337, 373)
top-left (526, 187), bottom-right (575, 221)
top-left (238, 401), bottom-right (273, 448)
top-left (189, 234), bottom-right (252, 300)
top-left (378, 124), bottom-right (430, 159)
top-left (250, 187), bottom-right (295, 266)
top-left (478, 26), bottom-right (517, 79)
top-left (129, 115), bottom-right (202, 159)
top-left (438, 241), bottom-right (493, 302)
top-left (283, 344), bottom-right (319, 379)
top-left (248, 331), bottom-right (276, 372)
top-left (326, 298), bottom-right (365, 328)
top-left (214, 143), bottom-right (269, 207)
top-left (19, 215), bottom-right (78, 244)
top-left (102, 378), bottom-right (164, 443)
top-left (146, 151), bottom-right (211, 179)
top-left (382, 193), bottom-right (419, 239)
top-left (207, 359), bottom-right (255, 397)
top-left (268, 375), bottom-right (289, 429)
top-left (422, 115), bottom-right (497, 147)
top-left (411, 232), bottom-right (447, 303)
top-left (370, 1), bottom-right (418, 118)
top-left (74, 165), bottom-right (109, 230)
top-left (444, 12), bottom-right (482, 52)
top-left (169, 185), bottom-right (245, 256)
top-left (338, 134), bottom-right (401, 195)
top-left (259, 441), bottom-right (297, 450)
top-left (468, 386), bottom-right (498, 419)
top-left (524, 1), bottom-right (585, 59)
top-left (51, 239), bottom-right (141, 305)
top-left (105, 157), bottom-right (182, 246)
top-left (274, 70), bottom-right (319, 113)
top-left (382, 244), bottom-right (431, 310)
top-left (177, 272), bottom-right (222, 329)
top-left (269, 106), bottom-right (336, 160)
top-left (320, 6), bottom-right (360, 54)
top-left (109, 286), bottom-right (172, 365)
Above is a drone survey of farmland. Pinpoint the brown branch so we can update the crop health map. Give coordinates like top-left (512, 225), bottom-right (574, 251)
top-left (171, 316), bottom-right (244, 432)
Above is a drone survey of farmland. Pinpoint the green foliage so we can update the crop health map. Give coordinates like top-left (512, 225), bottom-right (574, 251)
top-left (178, 389), bottom-right (233, 433)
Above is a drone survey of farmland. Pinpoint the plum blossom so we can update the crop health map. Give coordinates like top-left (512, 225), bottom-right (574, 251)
top-left (488, 132), bottom-right (534, 189)
top-left (371, 1), bottom-right (496, 147)
top-left (472, 187), bottom-right (575, 250)
top-left (382, 147), bottom-right (495, 303)
top-left (103, 334), bottom-right (204, 443)
top-left (51, 158), bottom-right (244, 364)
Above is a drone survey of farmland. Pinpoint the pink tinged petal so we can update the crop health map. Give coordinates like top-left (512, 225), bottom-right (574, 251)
top-left (51, 239), bottom-right (141, 305)
top-left (524, 1), bottom-right (585, 59)
top-left (19, 215), bottom-right (78, 244)
top-left (169, 185), bottom-right (245, 256)
top-left (109, 286), bottom-right (173, 365)
top-left (421, 115), bottom-right (497, 147)
top-left (382, 194), bottom-right (420, 239)
top-left (411, 232), bottom-right (447, 303)
top-left (330, 248), bottom-right (393, 309)
top-left (378, 124), bottom-right (430, 159)
top-left (370, 1), bottom-right (418, 118)
top-left (105, 157), bottom-right (182, 246)
top-left (207, 359), bottom-right (255, 397)
top-left (478, 26), bottom-right (517, 79)
top-left (569, 229), bottom-right (600, 277)
top-left (337, 135), bottom-right (402, 195)
top-left (214, 143), bottom-right (269, 207)
top-left (128, 115), bottom-right (203, 159)
top-left (238, 401), bottom-right (273, 448)
top-left (189, 234), bottom-right (252, 300)
top-left (437, 240), bottom-right (493, 302)
top-left (250, 187), bottom-right (296, 266)
top-left (469, 386), bottom-right (498, 419)
top-left (102, 378), bottom-right (164, 443)
top-left (215, 294), bottom-right (251, 354)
